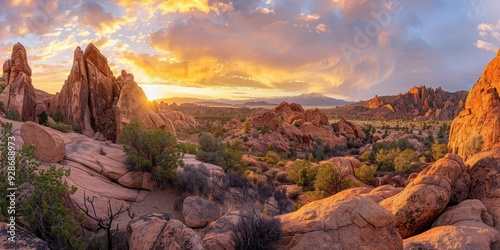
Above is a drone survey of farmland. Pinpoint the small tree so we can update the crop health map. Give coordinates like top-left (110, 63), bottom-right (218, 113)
top-left (432, 143), bottom-right (448, 161)
top-left (354, 164), bottom-right (378, 184)
top-left (287, 160), bottom-right (316, 188)
top-left (196, 133), bottom-right (243, 173)
top-left (118, 119), bottom-right (183, 188)
top-left (54, 110), bottom-right (64, 123)
top-left (314, 163), bottom-right (355, 194)
top-left (176, 164), bottom-right (211, 197)
top-left (394, 148), bottom-right (420, 174)
top-left (376, 148), bottom-right (401, 171)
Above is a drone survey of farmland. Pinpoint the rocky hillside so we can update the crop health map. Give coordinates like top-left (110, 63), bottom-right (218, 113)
top-left (327, 86), bottom-right (468, 121)
top-left (224, 102), bottom-right (364, 156)
top-left (448, 49), bottom-right (500, 161)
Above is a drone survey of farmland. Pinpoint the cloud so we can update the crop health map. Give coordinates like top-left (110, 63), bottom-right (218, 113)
top-left (476, 20), bottom-right (500, 53)
top-left (76, 2), bottom-right (135, 35)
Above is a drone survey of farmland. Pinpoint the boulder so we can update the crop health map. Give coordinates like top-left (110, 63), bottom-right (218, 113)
top-left (202, 211), bottom-right (241, 250)
top-left (380, 154), bottom-right (470, 238)
top-left (182, 196), bottom-right (220, 228)
top-left (0, 223), bottom-right (49, 249)
top-left (337, 117), bottom-right (364, 140)
top-left (403, 199), bottom-right (500, 249)
top-left (0, 43), bottom-right (37, 122)
top-left (466, 149), bottom-right (500, 233)
top-left (278, 189), bottom-right (403, 250)
top-left (127, 213), bottom-right (203, 250)
top-left (20, 121), bottom-right (65, 163)
top-left (449, 49), bottom-right (500, 160)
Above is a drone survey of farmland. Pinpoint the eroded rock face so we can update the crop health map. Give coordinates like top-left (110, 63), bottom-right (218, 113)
top-left (449, 50), bottom-right (500, 160)
top-left (278, 190), bottom-right (403, 250)
top-left (183, 196), bottom-right (220, 228)
top-left (225, 102), bottom-right (347, 155)
top-left (50, 44), bottom-right (117, 139)
top-left (0, 43), bottom-right (37, 122)
top-left (127, 213), bottom-right (203, 250)
top-left (380, 154), bottom-right (470, 238)
top-left (403, 199), bottom-right (500, 249)
top-left (336, 117), bottom-right (364, 141)
top-left (21, 121), bottom-right (65, 163)
top-left (0, 223), bottom-right (49, 250)
top-left (202, 212), bottom-right (241, 250)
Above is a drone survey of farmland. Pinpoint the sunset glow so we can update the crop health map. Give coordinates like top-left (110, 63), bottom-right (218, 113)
top-left (1, 1), bottom-right (500, 100)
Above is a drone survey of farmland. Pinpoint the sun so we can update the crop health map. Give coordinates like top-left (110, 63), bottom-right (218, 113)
top-left (139, 84), bottom-right (168, 101)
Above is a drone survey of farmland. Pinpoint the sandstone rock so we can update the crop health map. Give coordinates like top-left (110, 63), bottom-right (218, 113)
top-left (337, 117), bottom-right (364, 140)
top-left (202, 211), bottom-right (241, 249)
top-left (0, 43), bottom-right (37, 122)
top-left (278, 190), bottom-right (403, 250)
top-left (20, 121), bottom-right (65, 162)
top-left (465, 149), bottom-right (500, 233)
top-left (50, 44), bottom-right (118, 139)
top-left (403, 199), bottom-right (500, 249)
top-left (35, 100), bottom-right (46, 116)
top-left (127, 213), bottom-right (203, 250)
top-left (380, 153), bottom-right (470, 238)
top-left (183, 196), bottom-right (220, 228)
top-left (449, 50), bottom-right (500, 160)
top-left (0, 223), bottom-right (49, 249)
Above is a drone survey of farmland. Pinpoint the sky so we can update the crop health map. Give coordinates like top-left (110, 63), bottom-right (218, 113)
top-left (1, 0), bottom-right (500, 101)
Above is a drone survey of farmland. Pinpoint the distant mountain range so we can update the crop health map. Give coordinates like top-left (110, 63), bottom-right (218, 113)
top-left (158, 93), bottom-right (352, 107)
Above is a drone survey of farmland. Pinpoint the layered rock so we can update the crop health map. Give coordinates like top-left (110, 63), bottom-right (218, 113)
top-left (20, 121), bottom-right (65, 163)
top-left (50, 44), bottom-right (118, 139)
top-left (380, 154), bottom-right (470, 238)
top-left (403, 199), bottom-right (500, 249)
top-left (278, 190), bottom-right (403, 249)
top-left (0, 43), bottom-right (37, 122)
top-left (449, 49), bottom-right (500, 160)
top-left (330, 85), bottom-right (467, 121)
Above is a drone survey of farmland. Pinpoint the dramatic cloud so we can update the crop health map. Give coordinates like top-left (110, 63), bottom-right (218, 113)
top-left (0, 0), bottom-right (499, 100)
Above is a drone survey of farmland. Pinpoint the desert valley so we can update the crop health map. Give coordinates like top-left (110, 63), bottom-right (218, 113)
top-left (2, 1), bottom-right (500, 250)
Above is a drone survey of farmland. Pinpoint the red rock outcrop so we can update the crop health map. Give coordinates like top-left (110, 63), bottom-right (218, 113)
top-left (50, 43), bottom-right (118, 139)
top-left (449, 49), bottom-right (500, 160)
top-left (278, 189), bottom-right (403, 249)
top-left (225, 102), bottom-right (346, 155)
top-left (380, 154), bottom-right (470, 238)
top-left (0, 43), bottom-right (37, 122)
top-left (336, 117), bottom-right (365, 141)
top-left (330, 85), bottom-right (467, 121)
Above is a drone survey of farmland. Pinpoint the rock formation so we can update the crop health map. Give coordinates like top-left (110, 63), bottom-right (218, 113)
top-left (20, 121), bottom-right (65, 163)
top-left (449, 49), bottom-right (500, 160)
top-left (225, 102), bottom-right (350, 156)
top-left (330, 85), bottom-right (467, 121)
top-left (278, 189), bottom-right (403, 249)
top-left (49, 44), bottom-right (198, 141)
top-left (0, 43), bottom-right (37, 122)
top-left (380, 153), bottom-right (470, 238)
top-left (182, 196), bottom-right (220, 228)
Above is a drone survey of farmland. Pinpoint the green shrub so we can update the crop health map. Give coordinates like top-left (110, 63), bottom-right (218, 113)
top-left (72, 123), bottom-right (82, 133)
top-left (314, 163), bottom-right (356, 194)
top-left (354, 164), bottom-right (378, 184)
top-left (54, 110), bottom-right (64, 123)
top-left (118, 119), bottom-right (183, 188)
top-left (0, 101), bottom-right (3, 112)
top-left (6, 109), bottom-right (18, 121)
top-left (394, 148), bottom-right (420, 174)
top-left (196, 133), bottom-right (243, 173)
top-left (0, 86), bottom-right (3, 94)
top-left (376, 148), bottom-right (401, 171)
top-left (287, 160), bottom-right (316, 188)
top-left (48, 121), bottom-right (72, 133)
top-left (359, 151), bottom-right (374, 162)
top-left (432, 143), bottom-right (448, 161)
top-left (263, 151), bottom-right (281, 165)
top-left (37, 112), bottom-right (48, 126)
top-left (393, 138), bottom-right (412, 151)
top-left (176, 141), bottom-right (199, 154)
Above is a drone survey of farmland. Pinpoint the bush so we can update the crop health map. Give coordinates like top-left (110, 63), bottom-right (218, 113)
top-left (314, 163), bottom-right (356, 194)
top-left (376, 148), bottom-right (401, 171)
top-left (48, 121), bottom-right (72, 133)
top-left (118, 119), bottom-right (183, 188)
top-left (287, 160), bottom-right (316, 188)
top-left (176, 164), bottom-right (211, 197)
top-left (196, 133), bottom-right (243, 173)
top-left (232, 213), bottom-right (282, 250)
top-left (432, 143), bottom-right (448, 161)
top-left (354, 164), bottom-right (377, 184)
top-left (54, 110), bottom-right (64, 123)
top-left (393, 139), bottom-right (412, 151)
top-left (6, 109), bottom-right (18, 121)
top-left (38, 112), bottom-right (48, 126)
top-left (394, 148), bottom-right (420, 174)
top-left (223, 172), bottom-right (248, 188)
top-left (176, 141), bottom-right (199, 154)
top-left (264, 151), bottom-right (281, 165)
top-left (23, 166), bottom-right (84, 250)
top-left (359, 151), bottom-right (374, 162)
